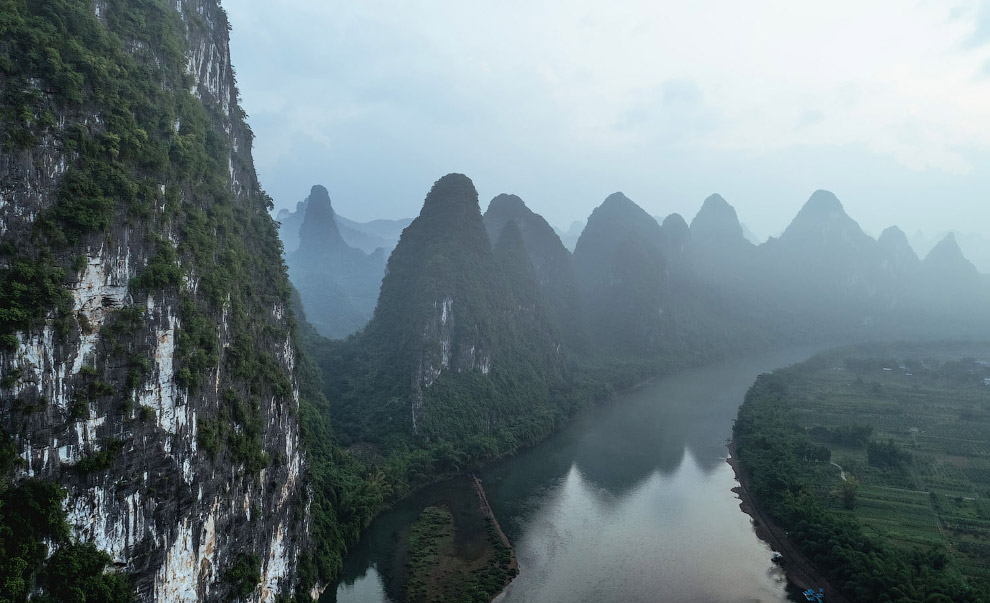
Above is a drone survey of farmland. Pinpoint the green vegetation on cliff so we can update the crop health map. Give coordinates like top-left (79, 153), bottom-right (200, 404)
top-left (321, 175), bottom-right (576, 460)
top-left (289, 294), bottom-right (388, 594)
top-left (734, 343), bottom-right (990, 602)
top-left (0, 429), bottom-right (131, 603)
top-left (1, 0), bottom-right (307, 599)
top-left (1, 0), bottom-right (293, 451)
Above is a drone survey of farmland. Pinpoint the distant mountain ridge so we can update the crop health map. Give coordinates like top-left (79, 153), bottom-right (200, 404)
top-left (277, 196), bottom-right (411, 254)
top-left (292, 183), bottom-right (990, 364)
top-left (295, 177), bottom-right (990, 598)
top-left (285, 185), bottom-right (387, 338)
top-left (910, 230), bottom-right (990, 274)
top-left (556, 220), bottom-right (585, 252)
top-left (483, 194), bottom-right (585, 351)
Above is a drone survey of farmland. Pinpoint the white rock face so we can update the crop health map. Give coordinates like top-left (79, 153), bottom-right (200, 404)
top-left (409, 293), bottom-right (498, 432)
top-left (157, 517), bottom-right (201, 603)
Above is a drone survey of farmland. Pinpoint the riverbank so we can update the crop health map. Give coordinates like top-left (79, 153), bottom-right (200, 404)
top-left (471, 476), bottom-right (518, 601)
top-left (727, 442), bottom-right (850, 603)
top-left (328, 346), bottom-right (829, 602)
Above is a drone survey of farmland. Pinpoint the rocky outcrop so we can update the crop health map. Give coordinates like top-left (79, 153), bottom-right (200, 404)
top-left (326, 175), bottom-right (566, 448)
top-left (367, 174), bottom-right (500, 434)
top-left (0, 1), bottom-right (307, 600)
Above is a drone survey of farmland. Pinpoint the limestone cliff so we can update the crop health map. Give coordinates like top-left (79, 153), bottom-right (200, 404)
top-left (0, 1), bottom-right (306, 600)
top-left (325, 174), bottom-right (567, 451)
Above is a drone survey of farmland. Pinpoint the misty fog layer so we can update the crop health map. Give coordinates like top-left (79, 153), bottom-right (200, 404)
top-left (285, 182), bottom-right (990, 343)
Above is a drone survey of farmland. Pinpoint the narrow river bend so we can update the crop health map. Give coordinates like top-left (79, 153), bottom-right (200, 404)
top-left (327, 347), bottom-right (822, 603)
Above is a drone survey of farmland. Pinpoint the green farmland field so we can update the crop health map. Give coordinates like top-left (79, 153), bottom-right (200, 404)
top-left (734, 341), bottom-right (990, 601)
top-left (787, 343), bottom-right (990, 575)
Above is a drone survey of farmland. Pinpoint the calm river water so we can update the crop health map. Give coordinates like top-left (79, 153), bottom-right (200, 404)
top-left (326, 347), bottom-right (821, 603)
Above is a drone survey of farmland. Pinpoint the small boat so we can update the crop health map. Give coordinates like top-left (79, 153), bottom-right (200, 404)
top-left (803, 587), bottom-right (825, 602)
top-left (771, 552), bottom-right (783, 563)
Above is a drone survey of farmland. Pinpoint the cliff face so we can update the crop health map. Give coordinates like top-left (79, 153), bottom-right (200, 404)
top-left (0, 1), bottom-right (306, 601)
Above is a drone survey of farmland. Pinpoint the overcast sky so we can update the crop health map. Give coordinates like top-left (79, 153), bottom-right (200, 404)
top-left (226, 0), bottom-right (990, 240)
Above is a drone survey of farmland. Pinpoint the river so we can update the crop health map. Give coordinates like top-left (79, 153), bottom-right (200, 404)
top-left (326, 347), bottom-right (821, 603)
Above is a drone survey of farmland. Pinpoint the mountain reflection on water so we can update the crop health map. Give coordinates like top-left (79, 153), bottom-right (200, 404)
top-left (328, 347), bottom-right (821, 603)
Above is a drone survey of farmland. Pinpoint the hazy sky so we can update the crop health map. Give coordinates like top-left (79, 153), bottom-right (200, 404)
top-left (226, 0), bottom-right (990, 240)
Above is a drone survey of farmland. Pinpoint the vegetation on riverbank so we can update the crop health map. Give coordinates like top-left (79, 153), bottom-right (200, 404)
top-left (734, 342), bottom-right (990, 602)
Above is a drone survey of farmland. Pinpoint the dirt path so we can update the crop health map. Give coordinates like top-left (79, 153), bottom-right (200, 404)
top-left (727, 443), bottom-right (851, 603)
top-left (472, 474), bottom-right (520, 603)
top-left (830, 462), bottom-right (847, 481)
top-left (471, 475), bottom-right (517, 571)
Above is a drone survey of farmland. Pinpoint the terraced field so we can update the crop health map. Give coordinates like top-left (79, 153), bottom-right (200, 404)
top-left (783, 342), bottom-right (990, 581)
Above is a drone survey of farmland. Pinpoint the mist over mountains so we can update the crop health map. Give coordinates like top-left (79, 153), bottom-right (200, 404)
top-left (284, 186), bottom-right (387, 339)
top-left (286, 173), bottom-right (990, 488)
top-left (277, 193), bottom-right (411, 256)
top-left (285, 179), bottom-right (989, 346)
top-left (910, 230), bottom-right (990, 274)
top-left (5, 3), bottom-right (988, 601)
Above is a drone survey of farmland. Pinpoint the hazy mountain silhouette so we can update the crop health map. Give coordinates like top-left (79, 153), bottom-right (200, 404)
top-left (660, 213), bottom-right (692, 276)
top-left (557, 220), bottom-right (586, 252)
top-left (286, 185), bottom-right (386, 338)
top-left (918, 233), bottom-right (983, 308)
top-left (877, 226), bottom-right (920, 274)
top-left (689, 193), bottom-right (755, 285)
top-left (336, 214), bottom-right (412, 254)
top-left (484, 194), bottom-right (585, 350)
top-left (757, 190), bottom-right (887, 328)
top-left (910, 230), bottom-right (990, 274)
top-left (277, 195), bottom-right (410, 254)
top-left (573, 193), bottom-right (667, 354)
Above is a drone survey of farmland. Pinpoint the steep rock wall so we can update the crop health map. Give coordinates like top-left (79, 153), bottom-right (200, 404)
top-left (0, 1), bottom-right (307, 600)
